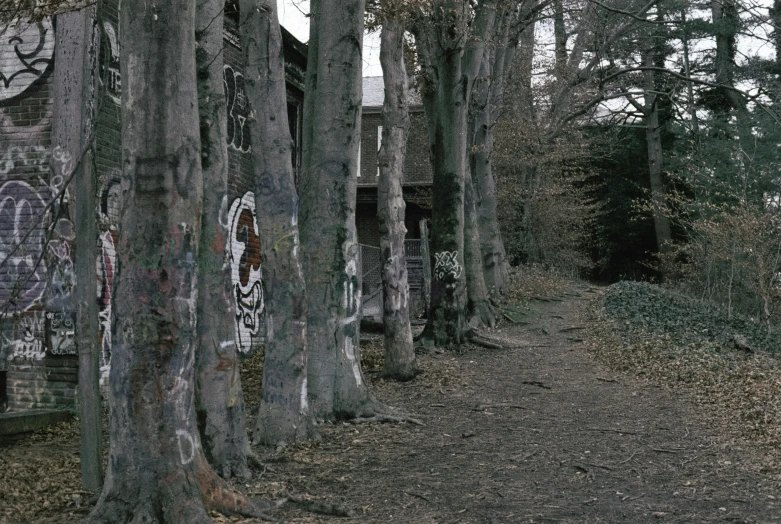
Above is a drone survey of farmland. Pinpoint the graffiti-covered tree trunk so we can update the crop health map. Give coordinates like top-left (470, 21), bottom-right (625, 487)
top-left (377, 11), bottom-right (418, 381)
top-left (88, 2), bottom-right (268, 521)
top-left (239, 0), bottom-right (316, 446)
top-left (193, 0), bottom-right (251, 479)
top-left (415, 0), bottom-right (495, 347)
top-left (299, 0), bottom-right (376, 419)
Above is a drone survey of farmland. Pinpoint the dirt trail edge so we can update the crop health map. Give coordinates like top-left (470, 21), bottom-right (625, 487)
top-left (246, 283), bottom-right (780, 523)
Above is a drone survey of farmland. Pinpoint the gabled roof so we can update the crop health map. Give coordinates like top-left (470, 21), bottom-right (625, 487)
top-left (362, 76), bottom-right (423, 109)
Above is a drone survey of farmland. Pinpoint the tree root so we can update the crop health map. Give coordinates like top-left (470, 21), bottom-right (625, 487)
top-left (283, 493), bottom-right (353, 517)
top-left (348, 412), bottom-right (425, 426)
top-left (467, 333), bottom-right (513, 350)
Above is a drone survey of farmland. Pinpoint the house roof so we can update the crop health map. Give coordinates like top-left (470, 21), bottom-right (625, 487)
top-left (362, 76), bottom-right (423, 109)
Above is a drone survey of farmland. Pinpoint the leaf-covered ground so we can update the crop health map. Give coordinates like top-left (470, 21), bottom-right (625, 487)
top-left (2, 271), bottom-right (781, 523)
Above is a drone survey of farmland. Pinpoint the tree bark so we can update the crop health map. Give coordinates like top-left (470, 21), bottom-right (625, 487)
top-left (88, 2), bottom-right (268, 521)
top-left (463, 165), bottom-right (495, 328)
top-left (193, 0), bottom-right (251, 479)
top-left (642, 53), bottom-right (672, 256)
top-left (415, 0), bottom-right (495, 348)
top-left (711, 0), bottom-right (746, 111)
top-left (377, 13), bottom-right (418, 381)
top-left (51, 4), bottom-right (102, 491)
top-left (299, 0), bottom-right (376, 420)
top-left (240, 0), bottom-right (317, 446)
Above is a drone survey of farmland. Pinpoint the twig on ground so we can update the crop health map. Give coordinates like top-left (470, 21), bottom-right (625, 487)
top-left (617, 451), bottom-right (638, 465)
top-left (474, 403), bottom-right (528, 411)
top-left (404, 491), bottom-right (432, 503)
top-left (583, 427), bottom-right (637, 435)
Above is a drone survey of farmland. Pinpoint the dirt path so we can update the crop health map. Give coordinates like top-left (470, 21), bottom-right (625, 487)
top-left (249, 284), bottom-right (781, 523)
top-left (3, 284), bottom-right (781, 523)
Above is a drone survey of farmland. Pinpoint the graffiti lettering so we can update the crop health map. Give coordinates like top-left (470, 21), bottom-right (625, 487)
top-left (0, 19), bottom-right (54, 103)
top-left (175, 429), bottom-right (195, 465)
top-left (5, 312), bottom-right (45, 360)
top-left (434, 251), bottom-right (462, 282)
top-left (223, 65), bottom-right (251, 153)
top-left (100, 21), bottom-right (121, 105)
top-left (0, 181), bottom-right (47, 314)
top-left (228, 192), bottom-right (263, 354)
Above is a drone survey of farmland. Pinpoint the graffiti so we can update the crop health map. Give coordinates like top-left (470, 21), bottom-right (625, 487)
top-left (49, 146), bottom-right (73, 194)
top-left (175, 429), bottom-right (195, 465)
top-left (100, 21), bottom-right (121, 105)
top-left (47, 217), bottom-right (76, 308)
top-left (223, 65), bottom-right (251, 153)
top-left (0, 181), bottom-right (47, 314)
top-left (5, 312), bottom-right (45, 360)
top-left (228, 192), bottom-right (263, 354)
top-left (0, 145), bottom-right (49, 179)
top-left (0, 19), bottom-right (54, 103)
top-left (46, 310), bottom-right (76, 356)
top-left (434, 251), bottom-right (462, 282)
top-left (97, 179), bottom-right (120, 381)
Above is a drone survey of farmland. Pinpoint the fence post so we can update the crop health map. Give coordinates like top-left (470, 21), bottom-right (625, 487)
top-left (420, 219), bottom-right (431, 315)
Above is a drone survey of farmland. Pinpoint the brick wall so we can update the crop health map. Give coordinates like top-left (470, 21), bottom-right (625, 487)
top-left (0, 4), bottom-right (307, 409)
top-left (358, 109), bottom-right (432, 186)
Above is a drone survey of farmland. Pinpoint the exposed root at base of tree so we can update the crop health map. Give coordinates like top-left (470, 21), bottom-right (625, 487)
top-left (283, 493), bottom-right (354, 517)
top-left (468, 300), bottom-right (497, 330)
top-left (86, 458), bottom-right (277, 523)
top-left (467, 332), bottom-right (514, 350)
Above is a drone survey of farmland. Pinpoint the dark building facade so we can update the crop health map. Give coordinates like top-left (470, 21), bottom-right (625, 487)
top-left (0, 2), bottom-right (306, 411)
top-left (356, 76), bottom-right (433, 319)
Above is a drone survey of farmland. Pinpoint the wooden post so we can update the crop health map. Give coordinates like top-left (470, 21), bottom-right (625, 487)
top-left (52, 6), bottom-right (102, 491)
top-left (420, 219), bottom-right (431, 315)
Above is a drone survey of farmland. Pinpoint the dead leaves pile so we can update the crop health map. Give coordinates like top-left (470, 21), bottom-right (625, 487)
top-left (0, 420), bottom-right (86, 523)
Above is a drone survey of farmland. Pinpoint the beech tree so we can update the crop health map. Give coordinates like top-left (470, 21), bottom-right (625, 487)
top-left (88, 1), bottom-right (268, 520)
top-left (377, 0), bottom-right (419, 380)
top-left (194, 0), bottom-right (252, 479)
top-left (239, 0), bottom-right (317, 445)
top-left (413, 0), bottom-right (496, 347)
top-left (299, 0), bottom-right (378, 419)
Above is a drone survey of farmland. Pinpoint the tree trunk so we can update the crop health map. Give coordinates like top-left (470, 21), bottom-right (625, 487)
top-left (643, 54), bottom-right (672, 256)
top-left (51, 4), bottom-right (103, 491)
top-left (772, 0), bottom-right (781, 69)
top-left (416, 0), bottom-right (495, 348)
top-left (88, 2), bottom-right (267, 521)
top-left (377, 13), bottom-right (418, 381)
top-left (463, 165), bottom-right (495, 328)
top-left (711, 0), bottom-right (746, 111)
top-left (471, 18), bottom-right (515, 294)
top-left (240, 0), bottom-right (316, 446)
top-left (299, 0), bottom-right (375, 420)
top-left (193, 0), bottom-right (251, 479)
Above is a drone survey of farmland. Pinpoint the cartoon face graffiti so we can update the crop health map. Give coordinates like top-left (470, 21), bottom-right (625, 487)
top-left (228, 192), bottom-right (263, 354)
top-left (47, 311), bottom-right (77, 356)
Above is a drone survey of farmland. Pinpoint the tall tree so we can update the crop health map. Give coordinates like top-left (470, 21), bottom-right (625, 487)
top-left (88, 1), bottom-right (268, 520)
top-left (377, 0), bottom-right (419, 381)
top-left (413, 0), bottom-right (496, 347)
top-left (52, 3), bottom-right (102, 490)
top-left (239, 0), bottom-right (317, 445)
top-left (194, 0), bottom-right (252, 479)
top-left (299, 0), bottom-right (377, 419)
